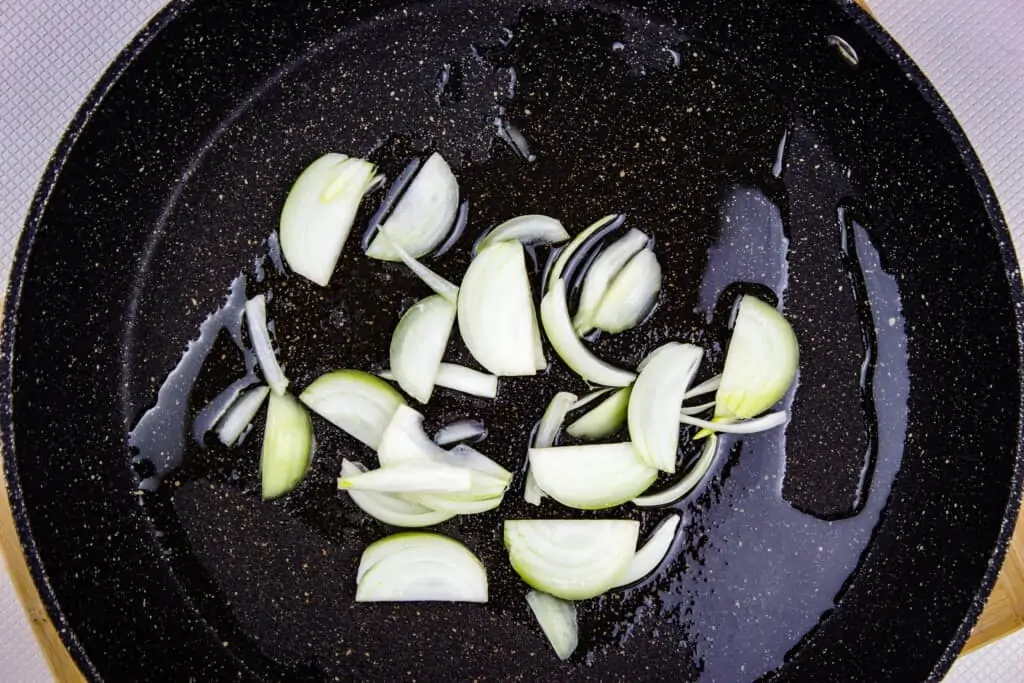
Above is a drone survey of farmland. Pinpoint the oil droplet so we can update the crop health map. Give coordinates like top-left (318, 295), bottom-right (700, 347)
top-left (771, 129), bottom-right (789, 179)
top-left (493, 117), bottom-right (536, 162)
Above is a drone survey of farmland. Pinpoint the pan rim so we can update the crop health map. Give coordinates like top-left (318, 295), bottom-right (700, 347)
top-left (1, 1), bottom-right (1021, 681)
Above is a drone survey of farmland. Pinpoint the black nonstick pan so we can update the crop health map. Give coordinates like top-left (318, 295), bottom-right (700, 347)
top-left (4, 0), bottom-right (1023, 681)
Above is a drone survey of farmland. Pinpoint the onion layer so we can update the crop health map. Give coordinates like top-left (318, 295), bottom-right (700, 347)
top-left (356, 532), bottom-right (488, 603)
top-left (528, 442), bottom-right (658, 510)
top-left (389, 294), bottom-right (456, 404)
top-left (300, 370), bottom-right (405, 450)
top-left (260, 392), bottom-right (313, 500)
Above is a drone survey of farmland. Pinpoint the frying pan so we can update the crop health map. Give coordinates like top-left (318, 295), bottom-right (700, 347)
top-left (3, 0), bottom-right (1022, 681)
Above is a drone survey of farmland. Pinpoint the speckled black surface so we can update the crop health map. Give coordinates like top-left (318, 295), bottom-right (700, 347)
top-left (3, 1), bottom-right (1023, 682)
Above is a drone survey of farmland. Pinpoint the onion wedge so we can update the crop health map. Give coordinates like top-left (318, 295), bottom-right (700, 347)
top-left (503, 519), bottom-right (639, 600)
top-left (338, 463), bottom-right (507, 496)
top-left (525, 391), bottom-right (578, 505)
top-left (476, 215), bottom-right (569, 253)
top-left (592, 248), bottom-right (662, 334)
top-left (260, 392), bottom-right (313, 500)
top-left (356, 533), bottom-right (488, 603)
top-left (389, 294), bottom-right (456, 404)
top-left (458, 240), bottom-right (541, 376)
top-left (528, 443), bottom-right (658, 510)
top-left (715, 295), bottom-right (799, 419)
top-left (340, 460), bottom-right (454, 528)
top-left (216, 385), bottom-right (270, 446)
top-left (612, 513), bottom-right (682, 587)
top-left (245, 294), bottom-right (288, 395)
top-left (525, 591), bottom-right (578, 661)
top-left (628, 343), bottom-right (704, 473)
top-left (573, 228), bottom-right (648, 334)
top-left (366, 153), bottom-right (460, 260)
top-left (681, 410), bottom-right (789, 434)
top-left (566, 387), bottom-right (631, 440)
top-left (300, 370), bottom-right (405, 450)
top-left (279, 154), bottom-right (380, 286)
top-left (435, 363), bottom-right (498, 398)
top-left (379, 232), bottom-right (459, 302)
top-left (377, 404), bottom-right (448, 467)
top-left (540, 279), bottom-right (636, 387)
top-left (633, 435), bottom-right (719, 507)
top-left (546, 214), bottom-right (621, 291)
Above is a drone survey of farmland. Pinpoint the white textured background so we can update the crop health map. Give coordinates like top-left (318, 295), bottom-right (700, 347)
top-left (0, 0), bottom-right (1022, 680)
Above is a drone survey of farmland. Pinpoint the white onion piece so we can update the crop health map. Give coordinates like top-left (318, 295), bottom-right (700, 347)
top-left (685, 374), bottom-right (722, 400)
top-left (628, 343), bottom-right (704, 473)
top-left (633, 435), bottom-right (719, 507)
top-left (715, 295), bottom-right (799, 419)
top-left (299, 370), bottom-right (405, 450)
top-left (458, 240), bottom-right (541, 376)
top-left (434, 419), bottom-right (487, 446)
top-left (546, 214), bottom-right (621, 291)
top-left (443, 444), bottom-right (512, 482)
top-left (245, 295), bottom-right (289, 395)
top-left (435, 363), bottom-right (498, 398)
top-left (217, 385), bottom-right (270, 446)
top-left (261, 392), bottom-right (313, 500)
top-left (356, 533), bottom-right (488, 603)
top-left (541, 279), bottom-right (636, 387)
top-left (679, 400), bottom-right (716, 416)
top-left (476, 215), bottom-right (569, 253)
top-left (573, 228), bottom-right (648, 335)
top-left (279, 154), bottom-right (380, 286)
top-left (592, 248), bottom-right (662, 334)
top-left (525, 391), bottom-right (578, 505)
top-left (503, 519), bottom-right (639, 600)
top-left (570, 388), bottom-right (616, 411)
top-left (340, 460), bottom-right (454, 528)
top-left (525, 591), bottom-right (578, 661)
top-left (680, 410), bottom-right (788, 434)
top-left (389, 294), bottom-right (456, 404)
top-left (366, 153), bottom-right (459, 260)
top-left (566, 387), bottom-right (631, 440)
top-left (612, 513), bottom-right (682, 587)
top-left (529, 442), bottom-right (658, 510)
top-left (339, 462), bottom-right (507, 496)
top-left (378, 232), bottom-right (459, 302)
top-left (404, 492), bottom-right (504, 515)
top-left (377, 404), bottom-right (447, 467)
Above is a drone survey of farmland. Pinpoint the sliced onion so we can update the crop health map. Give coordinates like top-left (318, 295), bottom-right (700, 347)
top-left (299, 370), bottom-right (406, 450)
top-left (378, 232), bottom-right (459, 302)
top-left (366, 153), bottom-right (459, 261)
top-left (570, 388), bottom-right (616, 411)
top-left (217, 385), bottom-right (270, 446)
top-left (633, 435), bottom-right (719, 507)
top-left (529, 443), bottom-right (657, 510)
top-left (612, 513), bottom-right (682, 587)
top-left (390, 294), bottom-right (456, 404)
top-left (628, 343), bottom-right (704, 472)
top-left (404, 492), bottom-right (504, 515)
top-left (340, 460), bottom-right (454, 528)
top-left (573, 228), bottom-right (648, 335)
top-left (434, 419), bottom-right (487, 446)
top-left (442, 444), bottom-right (512, 482)
top-left (546, 214), bottom-right (621, 291)
top-left (245, 295), bottom-right (289, 395)
top-left (525, 590), bottom-right (578, 661)
top-left (458, 240), bottom-right (541, 376)
top-left (566, 387), bottom-right (631, 440)
top-left (679, 400), bottom-right (716, 416)
top-left (377, 404), bottom-right (447, 467)
top-left (261, 392), bottom-right (313, 500)
top-left (475, 215), bottom-right (569, 253)
top-left (686, 374), bottom-right (722, 400)
top-left (592, 248), bottom-right (662, 334)
top-left (356, 532), bottom-right (488, 603)
top-left (279, 154), bottom-right (380, 286)
top-left (435, 363), bottom-right (498, 398)
top-left (540, 279), bottom-right (636, 387)
top-left (525, 391), bottom-right (578, 505)
top-left (339, 462), bottom-right (507, 496)
top-left (715, 295), bottom-right (799, 419)
top-left (681, 410), bottom-right (788, 434)
top-left (503, 519), bottom-right (639, 600)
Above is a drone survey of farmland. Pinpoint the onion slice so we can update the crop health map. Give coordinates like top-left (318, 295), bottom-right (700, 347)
top-left (245, 295), bottom-right (289, 395)
top-left (681, 410), bottom-right (788, 434)
top-left (628, 343), bottom-right (704, 473)
top-left (216, 385), bottom-right (270, 446)
top-left (633, 436), bottom-right (719, 507)
top-left (378, 232), bottom-right (459, 302)
top-left (503, 519), bottom-right (639, 600)
top-left (434, 419), bottom-right (487, 446)
top-left (566, 387), bottom-right (631, 440)
top-left (340, 460), bottom-right (454, 528)
top-left (338, 462), bottom-right (507, 496)
top-left (525, 591), bottom-right (578, 661)
top-left (366, 153), bottom-right (460, 260)
top-left (570, 388), bottom-right (616, 411)
top-left (679, 400), bottom-right (716, 416)
top-left (300, 370), bottom-right (405, 450)
top-left (573, 228), bottom-right (648, 335)
top-left (715, 295), bottom-right (799, 419)
top-left (279, 154), bottom-right (380, 286)
top-left (389, 294), bottom-right (456, 404)
top-left (458, 240), bottom-right (542, 376)
top-left (686, 374), bottom-right (722, 400)
top-left (377, 404), bottom-right (448, 467)
top-left (528, 442), bottom-right (658, 510)
top-left (356, 532), bottom-right (488, 603)
top-left (540, 279), bottom-right (636, 387)
top-left (525, 391), bottom-right (578, 505)
top-left (443, 444), bottom-right (512, 482)
top-left (476, 215), bottom-right (570, 253)
top-left (546, 214), bottom-right (621, 291)
top-left (592, 248), bottom-right (662, 334)
top-left (612, 513), bottom-right (682, 587)
top-left (435, 363), bottom-right (498, 398)
top-left (260, 392), bottom-right (313, 500)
